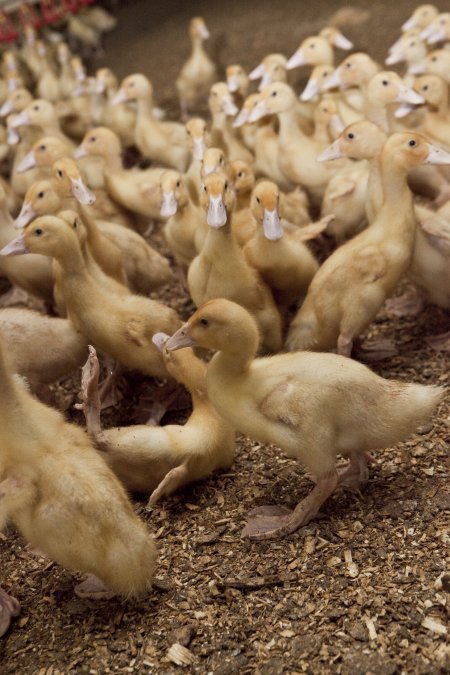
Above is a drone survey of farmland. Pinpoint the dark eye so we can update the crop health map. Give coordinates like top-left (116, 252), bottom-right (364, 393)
top-left (431, 57), bottom-right (437, 62)
top-left (347, 132), bottom-right (354, 139)
top-left (310, 43), bottom-right (315, 49)
top-left (34, 228), bottom-right (43, 236)
top-left (410, 41), bottom-right (416, 46)
top-left (33, 105), bottom-right (39, 111)
top-left (219, 157), bottom-right (224, 165)
top-left (57, 170), bottom-right (63, 177)
top-left (200, 317), bottom-right (209, 326)
top-left (271, 91), bottom-right (277, 97)
top-left (90, 136), bottom-right (96, 142)
top-left (408, 139), bottom-right (416, 147)
top-left (256, 196), bottom-right (261, 203)
top-left (382, 80), bottom-right (388, 86)
top-left (423, 85), bottom-right (429, 91)
top-left (73, 219), bottom-right (78, 228)
top-left (224, 181), bottom-right (228, 189)
top-left (238, 171), bottom-right (243, 177)
top-left (37, 191), bottom-right (44, 198)
top-left (176, 180), bottom-right (181, 187)
top-left (345, 62), bottom-right (352, 69)
top-left (39, 144), bottom-right (46, 151)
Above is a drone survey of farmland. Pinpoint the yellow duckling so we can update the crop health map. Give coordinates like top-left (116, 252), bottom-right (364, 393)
top-left (412, 74), bottom-right (450, 150)
top-left (184, 116), bottom-right (209, 205)
top-left (226, 64), bottom-right (249, 108)
top-left (209, 82), bottom-right (253, 164)
top-left (176, 17), bottom-right (217, 119)
top-left (95, 67), bottom-right (136, 147)
top-left (166, 298), bottom-right (444, 540)
top-left (420, 11), bottom-right (450, 44)
top-left (187, 172), bottom-right (282, 352)
top-left (0, 307), bottom-right (88, 393)
top-left (74, 127), bottom-right (166, 221)
top-left (1, 214), bottom-right (180, 380)
top-left (401, 4), bottom-right (439, 32)
top-left (113, 73), bottom-right (190, 171)
top-left (160, 169), bottom-right (203, 267)
top-left (243, 181), bottom-right (323, 313)
top-left (34, 40), bottom-right (60, 103)
top-left (0, 334), bottom-right (156, 602)
top-left (249, 53), bottom-right (288, 90)
top-left (286, 131), bottom-right (450, 357)
top-left (409, 49), bottom-right (450, 85)
top-left (78, 338), bottom-right (235, 505)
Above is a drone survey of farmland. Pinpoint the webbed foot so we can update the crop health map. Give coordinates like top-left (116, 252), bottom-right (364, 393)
top-left (0, 587), bottom-right (20, 637)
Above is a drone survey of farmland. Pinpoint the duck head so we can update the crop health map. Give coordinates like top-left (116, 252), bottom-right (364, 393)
top-left (200, 171), bottom-right (234, 228)
top-left (251, 180), bottom-right (283, 241)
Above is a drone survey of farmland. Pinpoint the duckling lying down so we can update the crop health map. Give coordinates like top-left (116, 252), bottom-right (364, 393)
top-left (166, 299), bottom-right (444, 541)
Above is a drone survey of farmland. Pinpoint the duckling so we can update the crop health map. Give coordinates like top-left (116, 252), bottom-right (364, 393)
top-left (10, 99), bottom-right (74, 147)
top-left (286, 132), bottom-right (450, 357)
top-left (176, 17), bottom-right (217, 119)
top-left (385, 33), bottom-right (428, 85)
top-left (412, 74), bottom-right (450, 150)
top-left (74, 127), bottom-right (166, 221)
top-left (208, 82), bottom-right (253, 164)
top-left (421, 11), bottom-right (450, 44)
top-left (1, 214), bottom-right (180, 379)
top-left (249, 82), bottom-right (344, 204)
top-left (322, 52), bottom-right (380, 99)
top-left (363, 71), bottom-right (425, 133)
top-left (160, 170), bottom-right (202, 267)
top-left (227, 159), bottom-right (257, 246)
top-left (0, 184), bottom-right (53, 304)
top-left (34, 40), bottom-right (60, 103)
top-left (185, 117), bottom-right (209, 205)
top-left (287, 35), bottom-right (336, 70)
top-left (401, 4), bottom-right (439, 32)
top-left (78, 338), bottom-right (235, 504)
top-left (16, 135), bottom-right (72, 174)
top-left (0, 334), bottom-right (157, 598)
top-left (0, 307), bottom-right (88, 392)
top-left (249, 54), bottom-right (289, 91)
top-left (187, 172), bottom-right (282, 352)
top-left (56, 42), bottom-right (77, 100)
top-left (243, 181), bottom-right (322, 313)
top-left (226, 64), bottom-right (249, 107)
top-left (166, 298), bottom-right (444, 540)
top-left (319, 26), bottom-right (354, 51)
top-left (113, 74), bottom-right (189, 171)
top-left (95, 67), bottom-right (136, 147)
top-left (410, 49), bottom-right (450, 84)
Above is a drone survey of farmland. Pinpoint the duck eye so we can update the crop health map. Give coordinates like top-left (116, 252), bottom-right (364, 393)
top-left (256, 196), bottom-right (261, 203)
top-left (410, 41), bottom-right (416, 46)
top-left (431, 57), bottom-right (437, 62)
top-left (37, 191), bottom-right (44, 198)
top-left (200, 317), bottom-right (209, 326)
top-left (408, 139), bottom-right (416, 147)
top-left (345, 62), bottom-right (352, 69)
top-left (39, 145), bottom-right (46, 151)
top-left (423, 85), bottom-right (429, 91)
top-left (310, 43), bottom-right (315, 49)
top-left (34, 228), bottom-right (43, 236)
top-left (347, 132), bottom-right (354, 139)
top-left (90, 136), bottom-right (96, 142)
top-left (271, 91), bottom-right (277, 97)
top-left (224, 181), bottom-right (228, 189)
top-left (382, 80), bottom-right (388, 86)
top-left (33, 105), bottom-right (39, 111)
top-left (176, 180), bottom-right (181, 187)
top-left (57, 170), bottom-right (63, 177)
top-left (238, 171), bottom-right (243, 177)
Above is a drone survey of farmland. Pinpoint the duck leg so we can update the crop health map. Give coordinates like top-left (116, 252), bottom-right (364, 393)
top-left (385, 288), bottom-right (424, 318)
top-left (74, 574), bottom-right (115, 600)
top-left (352, 337), bottom-right (397, 362)
top-left (147, 461), bottom-right (190, 507)
top-left (242, 471), bottom-right (339, 541)
top-left (0, 588), bottom-right (20, 637)
top-left (337, 453), bottom-right (370, 492)
top-left (97, 357), bottom-right (125, 409)
top-left (75, 346), bottom-right (102, 437)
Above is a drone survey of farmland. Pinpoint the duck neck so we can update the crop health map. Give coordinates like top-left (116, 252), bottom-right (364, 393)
top-left (277, 107), bottom-right (309, 147)
top-left (210, 325), bottom-right (258, 375)
top-left (377, 153), bottom-right (414, 230)
top-left (191, 36), bottom-right (205, 58)
top-left (102, 150), bottom-right (123, 173)
top-left (365, 98), bottom-right (389, 133)
top-left (202, 218), bottom-right (235, 256)
top-left (0, 340), bottom-right (19, 404)
top-left (366, 153), bottom-right (384, 223)
top-left (78, 204), bottom-right (102, 247)
top-left (136, 92), bottom-right (154, 120)
top-left (55, 237), bottom-right (87, 276)
top-left (235, 190), bottom-right (250, 211)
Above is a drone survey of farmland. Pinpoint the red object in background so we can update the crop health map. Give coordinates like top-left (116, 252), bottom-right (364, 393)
top-left (40, 0), bottom-right (64, 24)
top-left (18, 3), bottom-right (43, 29)
top-left (0, 11), bottom-right (19, 42)
top-left (61, 0), bottom-right (80, 13)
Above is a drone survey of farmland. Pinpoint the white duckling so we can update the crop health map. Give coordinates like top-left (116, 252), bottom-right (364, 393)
top-left (176, 17), bottom-right (217, 119)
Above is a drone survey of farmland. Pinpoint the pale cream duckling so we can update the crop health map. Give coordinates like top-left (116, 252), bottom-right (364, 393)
top-left (34, 40), bottom-right (60, 103)
top-left (385, 33), bottom-right (428, 86)
top-left (184, 116), bottom-right (209, 205)
top-left (410, 49), bottom-right (450, 84)
top-left (56, 42), bottom-right (77, 99)
top-left (243, 181), bottom-right (323, 313)
top-left (286, 132), bottom-right (450, 357)
top-left (78, 337), bottom-right (235, 504)
top-left (176, 17), bottom-right (217, 119)
top-left (411, 74), bottom-right (450, 150)
top-left (0, 307), bottom-right (88, 392)
top-left (166, 298), bottom-right (444, 540)
top-left (0, 335), bottom-right (157, 599)
top-left (0, 215), bottom-right (180, 379)
top-left (363, 70), bottom-right (425, 132)
top-left (322, 51), bottom-right (381, 111)
top-left (401, 4), bottom-right (439, 33)
top-left (73, 127), bottom-right (166, 221)
top-left (420, 11), bottom-right (450, 44)
top-left (95, 67), bottom-right (136, 147)
top-left (249, 54), bottom-right (288, 91)
top-left (249, 82), bottom-right (344, 205)
top-left (187, 172), bottom-right (282, 352)
top-left (10, 99), bottom-right (74, 147)
top-left (209, 82), bottom-right (253, 164)
top-left (227, 159), bottom-right (257, 246)
top-left (160, 169), bottom-right (203, 267)
top-left (113, 73), bottom-right (189, 171)
top-left (311, 96), bottom-right (345, 143)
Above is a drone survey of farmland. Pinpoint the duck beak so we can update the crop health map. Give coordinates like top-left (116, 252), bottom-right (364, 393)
top-left (16, 150), bottom-right (37, 172)
top-left (248, 99), bottom-right (269, 123)
top-left (207, 194), bottom-right (227, 228)
top-left (7, 126), bottom-right (19, 145)
top-left (232, 108), bottom-right (249, 128)
top-left (165, 324), bottom-right (195, 351)
top-left (222, 96), bottom-right (238, 116)
top-left (73, 145), bottom-right (88, 159)
top-left (70, 177), bottom-right (96, 205)
top-left (330, 114), bottom-right (346, 134)
top-left (10, 110), bottom-right (30, 128)
top-left (0, 235), bottom-right (29, 256)
top-left (249, 63), bottom-right (265, 80)
top-left (425, 27), bottom-right (447, 44)
top-left (14, 202), bottom-right (35, 229)
top-left (287, 49), bottom-right (305, 70)
top-left (385, 50), bottom-right (404, 66)
top-left (395, 103), bottom-right (415, 118)
top-left (151, 332), bottom-right (170, 352)
top-left (402, 15), bottom-right (418, 31)
top-left (300, 78), bottom-right (320, 101)
top-left (192, 136), bottom-right (206, 160)
top-left (111, 88), bottom-right (128, 105)
top-left (424, 143), bottom-right (450, 165)
top-left (95, 78), bottom-right (106, 94)
top-left (0, 99), bottom-right (13, 117)
top-left (227, 76), bottom-right (239, 93)
top-left (199, 24), bottom-right (210, 40)
top-left (160, 191), bottom-right (178, 217)
top-left (322, 68), bottom-right (343, 91)
top-left (316, 139), bottom-right (344, 162)
top-left (262, 208), bottom-right (283, 240)
top-left (395, 85), bottom-right (425, 105)
top-left (409, 61), bottom-right (426, 75)
top-left (258, 70), bottom-right (274, 91)
top-left (334, 34), bottom-right (353, 50)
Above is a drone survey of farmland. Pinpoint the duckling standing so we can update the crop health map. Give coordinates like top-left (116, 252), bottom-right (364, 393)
top-left (166, 299), bottom-right (444, 540)
top-left (176, 17), bottom-right (217, 119)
